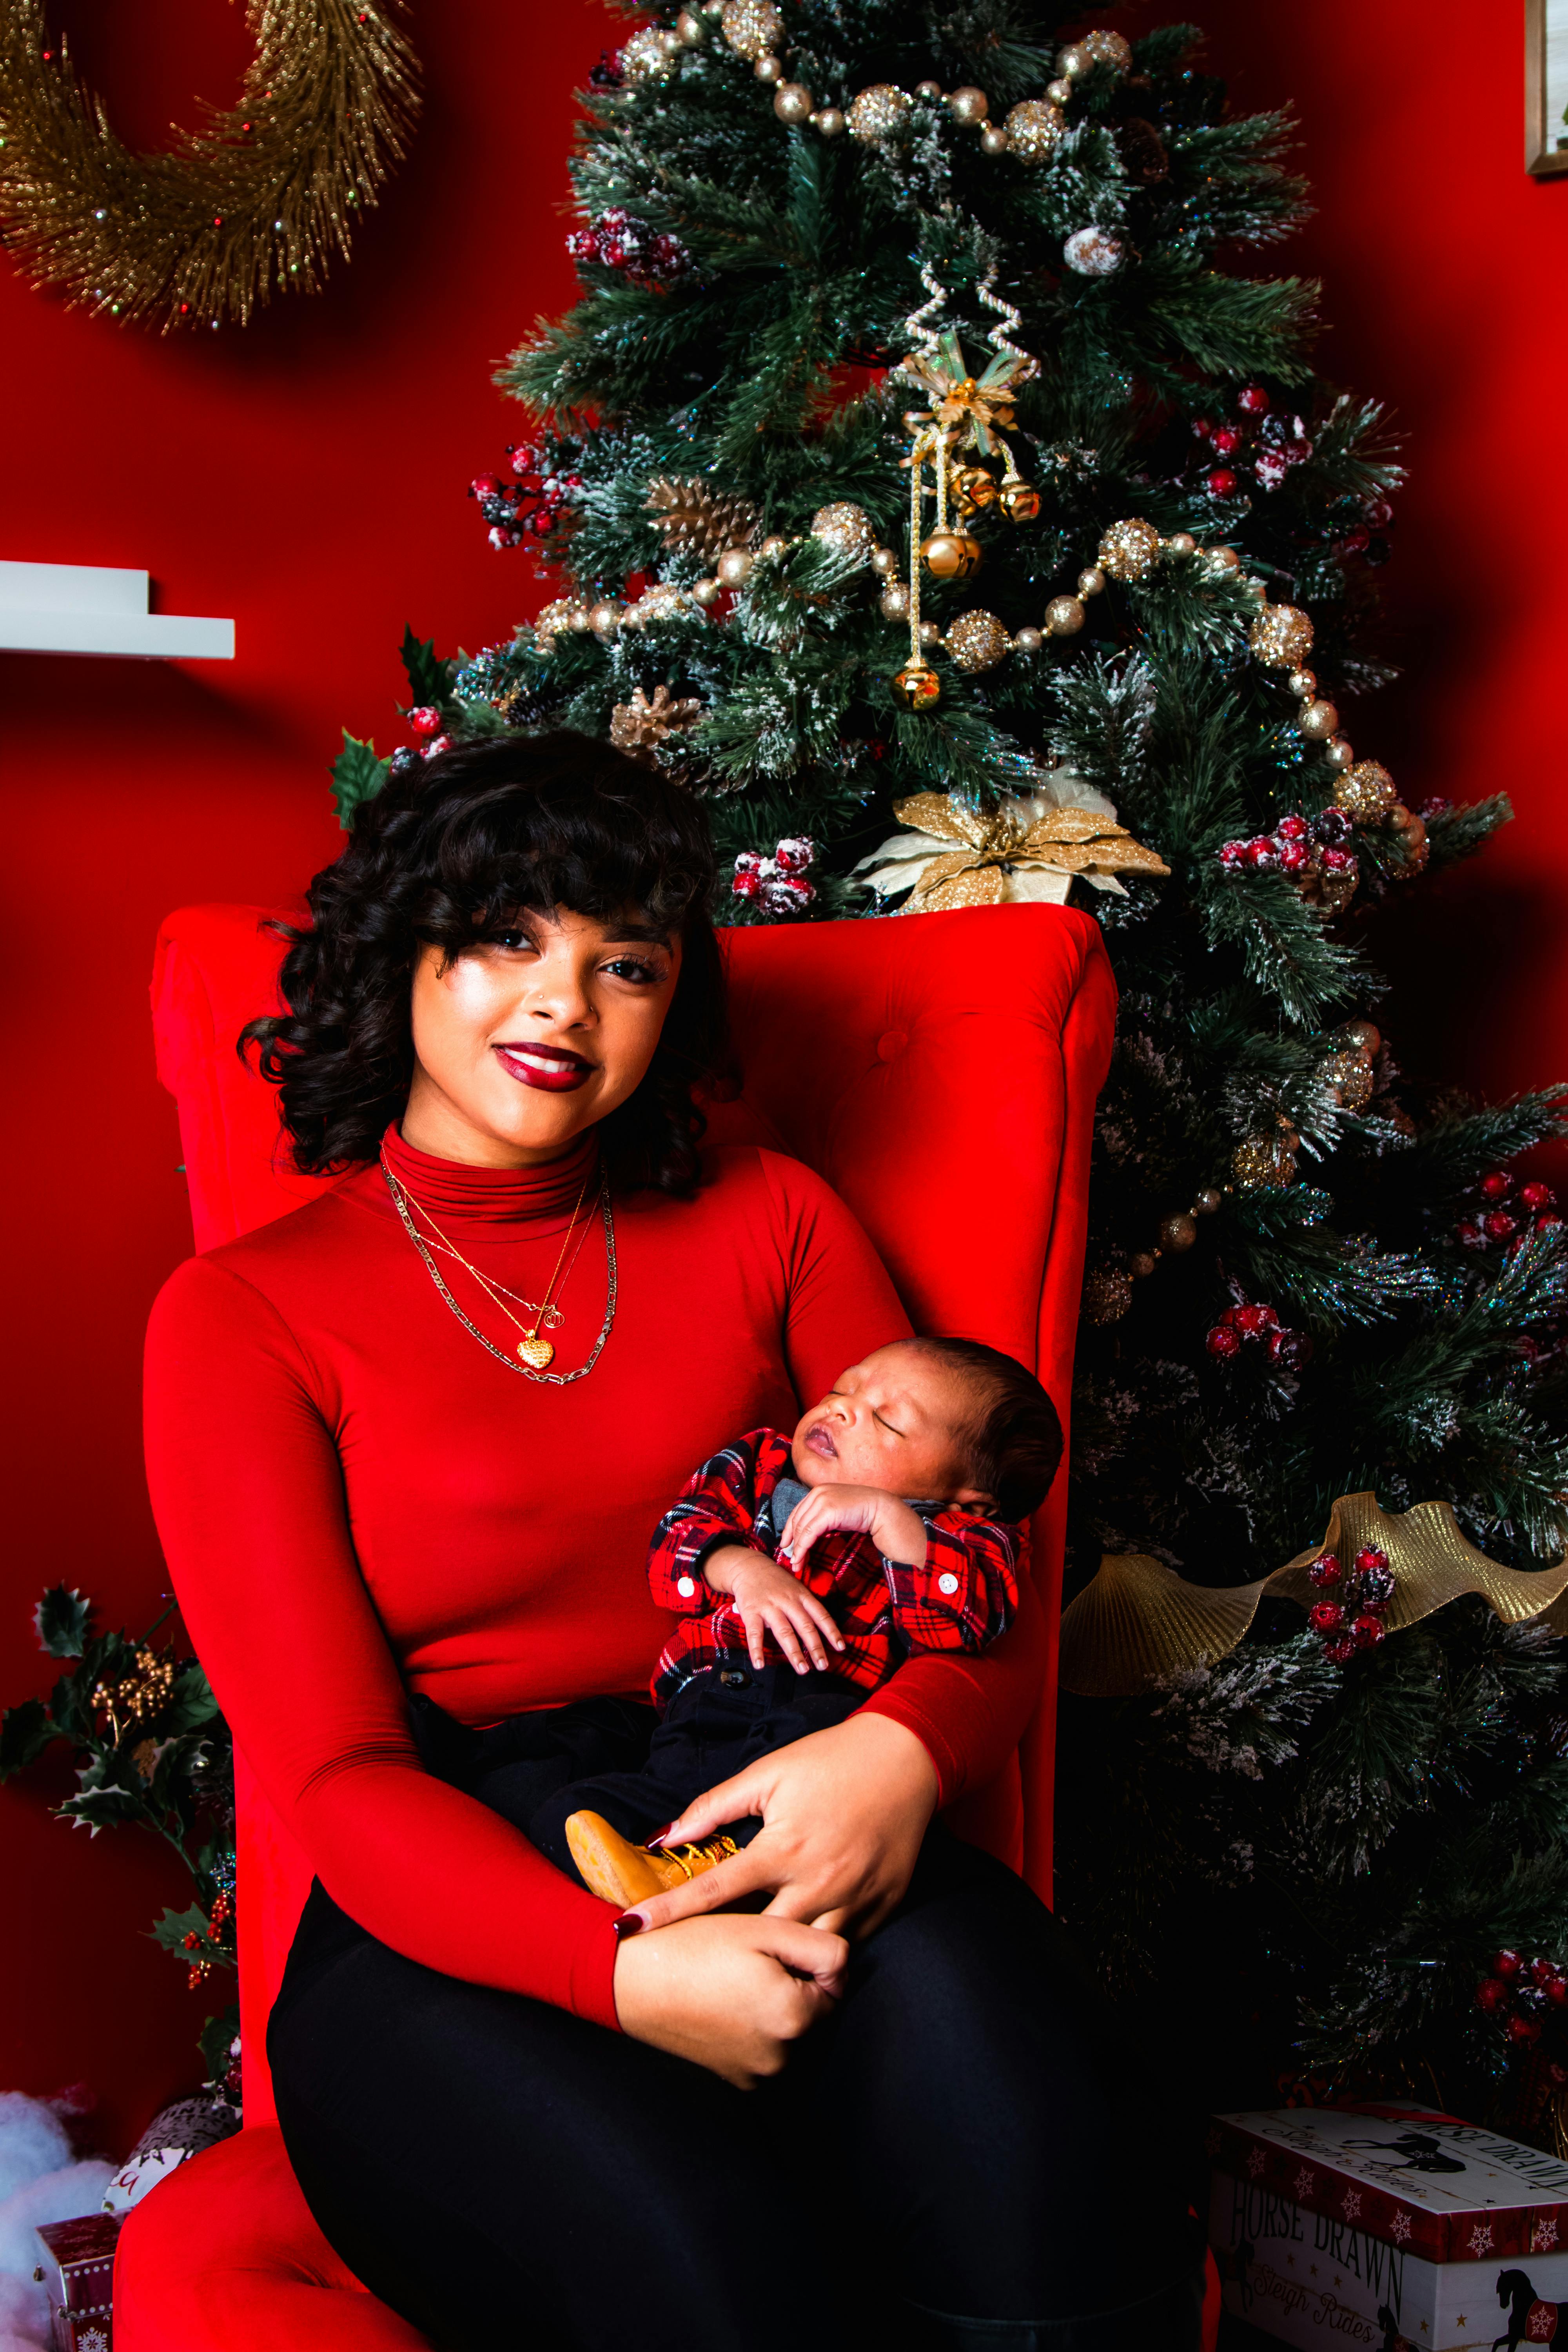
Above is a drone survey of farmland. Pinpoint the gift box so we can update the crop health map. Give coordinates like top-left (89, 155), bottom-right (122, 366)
top-left (35, 2212), bottom-right (121, 2352)
top-left (1209, 2106), bottom-right (1568, 2350)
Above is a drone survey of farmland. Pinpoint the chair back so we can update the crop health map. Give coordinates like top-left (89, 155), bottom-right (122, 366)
top-left (152, 899), bottom-right (1114, 2121)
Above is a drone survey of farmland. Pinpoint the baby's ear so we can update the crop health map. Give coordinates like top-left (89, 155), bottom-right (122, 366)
top-left (951, 1482), bottom-right (996, 1512)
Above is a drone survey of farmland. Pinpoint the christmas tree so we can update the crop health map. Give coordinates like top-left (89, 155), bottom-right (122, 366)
top-left (337, 3), bottom-right (1568, 2140)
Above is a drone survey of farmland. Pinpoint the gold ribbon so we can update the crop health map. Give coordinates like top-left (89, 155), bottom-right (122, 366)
top-left (899, 330), bottom-right (1036, 459)
top-left (1058, 1493), bottom-right (1568, 1698)
top-left (856, 789), bottom-right (1169, 914)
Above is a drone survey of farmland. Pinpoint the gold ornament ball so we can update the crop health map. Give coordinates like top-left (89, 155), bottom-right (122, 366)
top-left (946, 610), bottom-right (1013, 673)
top-left (1058, 42), bottom-right (1093, 77)
top-left (1083, 1267), bottom-right (1134, 1325)
top-left (622, 26), bottom-right (675, 82)
top-left (980, 123), bottom-right (1010, 154)
top-left (947, 85), bottom-right (989, 124)
top-left (1046, 595), bottom-right (1086, 635)
top-left (716, 546), bottom-right (755, 588)
top-left (1005, 99), bottom-right (1066, 161)
top-left (1324, 1051), bottom-right (1376, 1112)
top-left (999, 476), bottom-right (1041, 523)
top-left (720, 0), bottom-right (785, 58)
top-left (813, 106), bottom-right (846, 136)
top-left (1097, 517), bottom-right (1162, 582)
top-left (759, 533), bottom-right (790, 557)
top-left (892, 661), bottom-right (941, 711)
top-left (690, 578), bottom-right (721, 607)
top-left (1231, 1132), bottom-right (1297, 1191)
top-left (921, 528), bottom-right (982, 581)
top-left (1166, 531), bottom-right (1196, 557)
top-left (587, 599), bottom-right (623, 637)
top-left (1324, 738), bottom-right (1354, 772)
top-left (1206, 545), bottom-right (1240, 574)
top-left (755, 54), bottom-right (784, 83)
top-left (659, 28), bottom-right (684, 54)
top-left (676, 8), bottom-right (708, 42)
top-left (1129, 1250), bottom-right (1159, 1279)
top-left (879, 581), bottom-right (911, 620)
top-left (1247, 603), bottom-right (1314, 669)
top-left (1287, 668), bottom-right (1316, 699)
top-left (1334, 759), bottom-right (1398, 822)
top-left (916, 80), bottom-right (944, 100)
top-left (1082, 28), bottom-right (1134, 68)
top-left (1297, 699), bottom-right (1339, 741)
top-left (1193, 1187), bottom-right (1223, 1215)
top-left (810, 501), bottom-right (876, 558)
top-left (1014, 626), bottom-right (1044, 654)
top-left (1158, 1212), bottom-right (1198, 1254)
top-left (1338, 1018), bottom-right (1382, 1059)
top-left (1046, 76), bottom-right (1074, 103)
top-left (1078, 566), bottom-right (1107, 597)
top-left (848, 83), bottom-right (913, 142)
top-left (774, 80), bottom-right (815, 120)
top-left (918, 620), bottom-right (941, 646)
top-left (872, 545), bottom-right (900, 575)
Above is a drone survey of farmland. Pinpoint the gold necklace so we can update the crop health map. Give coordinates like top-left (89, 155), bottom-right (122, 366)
top-left (390, 1172), bottom-right (601, 1339)
top-left (381, 1154), bottom-right (599, 1372)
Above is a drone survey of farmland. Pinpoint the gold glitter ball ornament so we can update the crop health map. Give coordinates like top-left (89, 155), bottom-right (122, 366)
top-left (1083, 1268), bottom-right (1134, 1325)
top-left (622, 26), bottom-right (677, 82)
top-left (1323, 1050), bottom-right (1376, 1112)
top-left (1158, 1212), bottom-right (1198, 1254)
top-left (773, 81), bottom-right (815, 122)
top-left (920, 529), bottom-right (982, 581)
top-left (879, 581), bottom-right (911, 620)
top-left (1004, 99), bottom-right (1065, 162)
top-left (1297, 698), bottom-right (1339, 741)
top-left (946, 85), bottom-right (989, 125)
top-left (1334, 759), bottom-right (1399, 822)
top-left (1247, 604), bottom-right (1314, 669)
top-left (534, 597), bottom-right (589, 644)
top-left (848, 83), bottom-right (913, 142)
top-left (1097, 518), bottom-right (1162, 582)
top-left (892, 662), bottom-right (941, 711)
top-left (622, 582), bottom-right (695, 628)
top-left (1046, 595), bottom-right (1086, 635)
top-left (1338, 1017), bottom-right (1382, 1059)
top-left (720, 0), bottom-right (785, 58)
top-left (810, 501), bottom-right (877, 558)
top-left (1081, 28), bottom-right (1134, 68)
top-left (1231, 1128), bottom-right (1298, 1191)
top-left (946, 611), bottom-right (1013, 673)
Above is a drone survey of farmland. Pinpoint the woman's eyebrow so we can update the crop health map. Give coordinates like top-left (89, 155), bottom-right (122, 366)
top-left (602, 920), bottom-right (673, 947)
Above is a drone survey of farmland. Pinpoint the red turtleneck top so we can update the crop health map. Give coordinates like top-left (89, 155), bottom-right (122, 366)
top-left (143, 1130), bottom-right (1047, 2032)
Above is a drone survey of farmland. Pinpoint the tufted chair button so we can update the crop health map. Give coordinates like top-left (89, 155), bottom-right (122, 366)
top-left (877, 1029), bottom-right (908, 1062)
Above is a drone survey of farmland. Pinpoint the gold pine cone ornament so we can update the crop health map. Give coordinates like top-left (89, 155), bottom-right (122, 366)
top-left (855, 785), bottom-right (1170, 913)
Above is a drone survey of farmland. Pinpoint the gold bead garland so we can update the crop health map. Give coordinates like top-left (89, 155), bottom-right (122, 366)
top-left (1082, 1183), bottom-right (1223, 1325)
top-left (0, 0), bottom-right (421, 331)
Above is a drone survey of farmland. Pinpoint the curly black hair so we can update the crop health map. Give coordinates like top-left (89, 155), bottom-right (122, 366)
top-left (244, 732), bottom-right (727, 1194)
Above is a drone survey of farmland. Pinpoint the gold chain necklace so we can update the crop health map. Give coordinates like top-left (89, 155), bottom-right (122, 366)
top-left (380, 1153), bottom-right (616, 1382)
top-left (386, 1161), bottom-right (595, 1356)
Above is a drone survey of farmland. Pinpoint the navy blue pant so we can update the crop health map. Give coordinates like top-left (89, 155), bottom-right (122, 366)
top-left (268, 1692), bottom-right (1205, 2351)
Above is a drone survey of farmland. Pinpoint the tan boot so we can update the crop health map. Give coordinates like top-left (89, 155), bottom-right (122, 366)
top-left (564, 1811), bottom-right (738, 1907)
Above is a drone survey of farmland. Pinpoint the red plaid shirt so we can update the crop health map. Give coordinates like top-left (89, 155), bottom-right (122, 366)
top-left (648, 1428), bottom-right (1023, 1699)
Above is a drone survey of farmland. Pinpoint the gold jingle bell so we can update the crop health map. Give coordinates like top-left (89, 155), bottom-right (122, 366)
top-left (920, 529), bottom-right (982, 581)
top-left (891, 662), bottom-right (942, 711)
top-left (998, 476), bottom-right (1041, 524)
top-left (950, 465), bottom-right (1000, 516)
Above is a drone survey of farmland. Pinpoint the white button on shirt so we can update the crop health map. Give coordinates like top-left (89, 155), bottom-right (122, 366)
top-left (937, 1572), bottom-right (960, 1596)
top-left (677, 1575), bottom-right (697, 1597)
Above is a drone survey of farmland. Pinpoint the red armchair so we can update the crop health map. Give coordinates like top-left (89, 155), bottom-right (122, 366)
top-left (117, 899), bottom-right (1116, 2350)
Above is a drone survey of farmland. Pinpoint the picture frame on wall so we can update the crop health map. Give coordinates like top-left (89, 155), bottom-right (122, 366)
top-left (1527, 0), bottom-right (1568, 175)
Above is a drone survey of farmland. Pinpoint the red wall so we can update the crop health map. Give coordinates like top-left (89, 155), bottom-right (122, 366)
top-left (1, 0), bottom-right (1561, 2150)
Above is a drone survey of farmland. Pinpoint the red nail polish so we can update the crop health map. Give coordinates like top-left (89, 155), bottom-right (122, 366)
top-left (613, 1912), bottom-right (645, 1938)
top-left (646, 1823), bottom-right (675, 1850)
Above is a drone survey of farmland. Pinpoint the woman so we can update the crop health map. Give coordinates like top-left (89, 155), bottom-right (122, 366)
top-left (144, 735), bottom-right (1203, 2352)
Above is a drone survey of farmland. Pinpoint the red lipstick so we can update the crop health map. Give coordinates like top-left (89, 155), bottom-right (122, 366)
top-left (494, 1042), bottom-right (594, 1093)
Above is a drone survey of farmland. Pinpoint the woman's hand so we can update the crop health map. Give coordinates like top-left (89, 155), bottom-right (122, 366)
top-left (612, 1911), bottom-right (848, 2089)
top-left (626, 1710), bottom-right (940, 1938)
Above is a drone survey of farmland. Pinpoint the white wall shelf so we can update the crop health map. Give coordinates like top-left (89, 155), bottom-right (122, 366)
top-left (0, 560), bottom-right (234, 659)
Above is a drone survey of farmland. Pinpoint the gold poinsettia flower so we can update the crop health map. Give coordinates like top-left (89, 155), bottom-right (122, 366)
top-left (853, 784), bottom-right (1170, 914)
top-left (899, 330), bottom-right (1035, 457)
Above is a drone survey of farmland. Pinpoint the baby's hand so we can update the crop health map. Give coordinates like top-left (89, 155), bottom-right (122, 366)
top-left (778, 1485), bottom-right (929, 1575)
top-left (725, 1553), bottom-right (846, 1676)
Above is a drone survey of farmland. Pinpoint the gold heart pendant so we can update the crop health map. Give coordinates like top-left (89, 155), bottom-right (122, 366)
top-left (516, 1334), bottom-right (555, 1370)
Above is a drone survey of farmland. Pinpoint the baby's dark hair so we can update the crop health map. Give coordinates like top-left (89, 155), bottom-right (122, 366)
top-left (916, 1338), bottom-right (1063, 1522)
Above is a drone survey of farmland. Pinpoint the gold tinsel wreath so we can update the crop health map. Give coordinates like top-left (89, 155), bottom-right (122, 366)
top-left (0, 0), bottom-right (420, 331)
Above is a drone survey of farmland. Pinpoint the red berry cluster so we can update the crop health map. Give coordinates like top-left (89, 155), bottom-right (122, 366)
top-left (1189, 385), bottom-right (1312, 499)
top-left (733, 837), bottom-right (817, 916)
top-left (406, 705), bottom-right (453, 761)
top-left (469, 443), bottom-right (584, 553)
top-left (1305, 1546), bottom-right (1393, 1663)
top-left (1455, 1169), bottom-right (1562, 1253)
top-left (1205, 1299), bottom-right (1312, 1373)
top-left (1218, 806), bottom-right (1357, 889)
top-left (1476, 1948), bottom-right (1568, 2043)
top-left (567, 209), bottom-right (691, 289)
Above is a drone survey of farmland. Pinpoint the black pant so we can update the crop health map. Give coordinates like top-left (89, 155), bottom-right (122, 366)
top-left (528, 1655), bottom-right (865, 1879)
top-left (269, 1696), bottom-right (1205, 2352)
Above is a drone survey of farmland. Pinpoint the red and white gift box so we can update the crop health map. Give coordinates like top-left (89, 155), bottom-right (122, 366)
top-left (1208, 2107), bottom-right (1568, 2350)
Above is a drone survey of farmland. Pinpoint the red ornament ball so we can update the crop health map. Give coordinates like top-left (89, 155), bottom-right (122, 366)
top-left (1192, 416), bottom-right (1215, 440)
top-left (1277, 815), bottom-right (1308, 842)
top-left (1509, 2015), bottom-right (1543, 2044)
top-left (1321, 848), bottom-right (1357, 875)
top-left (1234, 1303), bottom-right (1273, 1338)
top-left (1247, 835), bottom-right (1278, 869)
top-left (1521, 1181), bottom-right (1558, 1212)
top-left (1205, 468), bottom-right (1239, 497)
top-left (1278, 841), bottom-right (1310, 874)
top-left (1209, 426), bottom-right (1243, 457)
top-left (1548, 1977), bottom-right (1568, 2007)
top-left (1485, 1211), bottom-right (1518, 1241)
top-left (408, 706), bottom-right (443, 737)
top-left (1456, 1220), bottom-right (1483, 1249)
top-left (1352, 1613), bottom-right (1386, 1649)
top-left (1309, 1553), bottom-right (1343, 1588)
top-left (1236, 384), bottom-right (1271, 416)
top-left (1267, 1328), bottom-right (1314, 1373)
top-left (1494, 1948), bottom-right (1525, 1978)
top-left (1539, 1212), bottom-right (1565, 1231)
top-left (1476, 1977), bottom-right (1510, 2013)
top-left (1308, 1601), bottom-right (1345, 1635)
top-left (1480, 1172), bottom-right (1512, 1200)
top-left (1206, 1323), bottom-right (1243, 1361)
top-left (1353, 1548), bottom-right (1388, 1578)
top-left (1324, 1636), bottom-right (1356, 1664)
